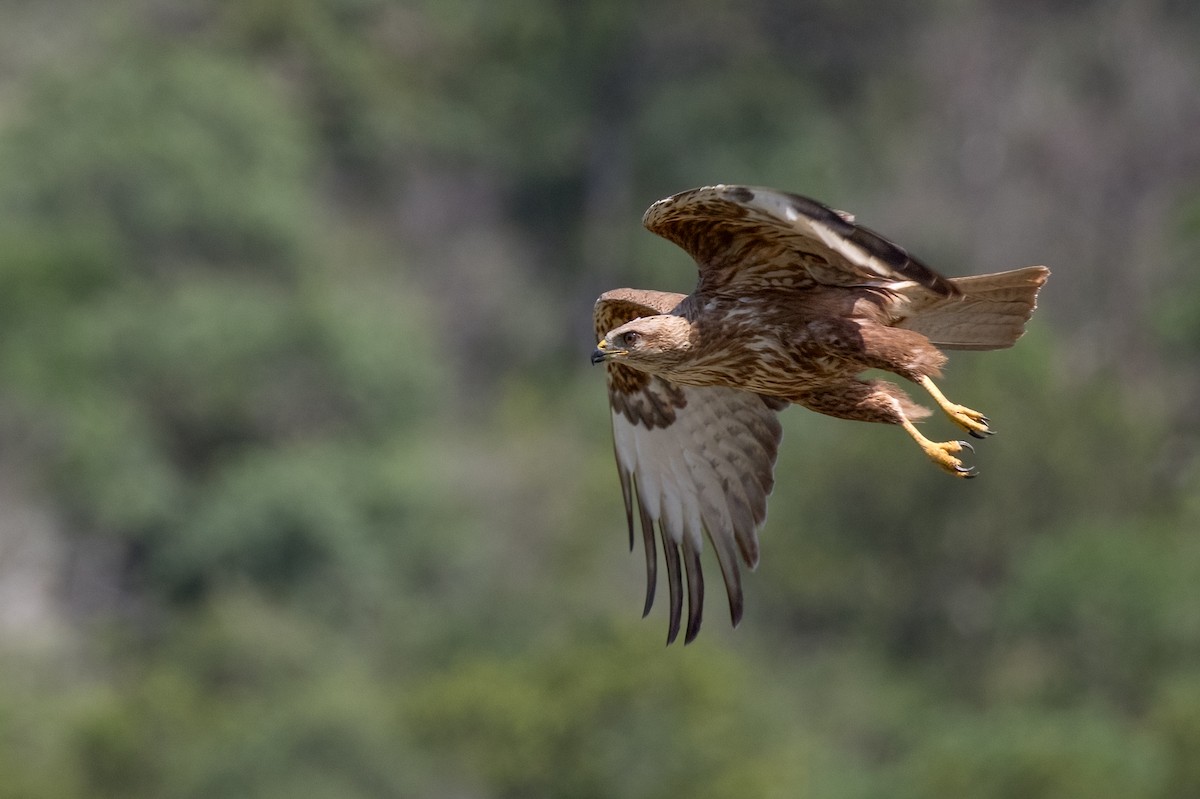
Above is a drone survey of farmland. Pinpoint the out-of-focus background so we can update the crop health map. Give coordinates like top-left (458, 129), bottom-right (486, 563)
top-left (1, 1), bottom-right (1199, 796)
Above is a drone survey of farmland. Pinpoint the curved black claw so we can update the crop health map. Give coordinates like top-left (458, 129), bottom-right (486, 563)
top-left (950, 408), bottom-right (992, 438)
top-left (954, 440), bottom-right (979, 478)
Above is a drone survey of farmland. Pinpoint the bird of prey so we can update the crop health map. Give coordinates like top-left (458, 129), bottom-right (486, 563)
top-left (592, 184), bottom-right (1048, 644)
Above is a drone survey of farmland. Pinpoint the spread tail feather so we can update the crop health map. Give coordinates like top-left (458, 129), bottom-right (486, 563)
top-left (895, 265), bottom-right (1049, 351)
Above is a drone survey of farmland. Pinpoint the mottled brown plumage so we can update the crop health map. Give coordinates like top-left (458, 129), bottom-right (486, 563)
top-left (593, 185), bottom-right (1048, 644)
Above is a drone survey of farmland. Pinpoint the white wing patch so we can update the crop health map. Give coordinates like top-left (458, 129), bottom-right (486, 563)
top-left (610, 382), bottom-right (782, 644)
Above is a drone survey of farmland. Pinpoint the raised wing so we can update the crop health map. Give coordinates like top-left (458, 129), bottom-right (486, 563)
top-left (595, 290), bottom-right (786, 644)
top-left (643, 184), bottom-right (959, 298)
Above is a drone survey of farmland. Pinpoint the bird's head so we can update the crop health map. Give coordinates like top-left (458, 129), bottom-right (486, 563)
top-left (591, 315), bottom-right (693, 372)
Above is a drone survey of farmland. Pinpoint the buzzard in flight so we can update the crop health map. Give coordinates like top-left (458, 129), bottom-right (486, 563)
top-left (592, 185), bottom-right (1048, 644)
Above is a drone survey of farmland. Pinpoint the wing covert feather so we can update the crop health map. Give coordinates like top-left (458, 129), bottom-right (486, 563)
top-left (642, 184), bottom-right (959, 297)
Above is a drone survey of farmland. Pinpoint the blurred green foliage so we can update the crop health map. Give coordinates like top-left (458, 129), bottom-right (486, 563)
top-left (1, 0), bottom-right (1199, 797)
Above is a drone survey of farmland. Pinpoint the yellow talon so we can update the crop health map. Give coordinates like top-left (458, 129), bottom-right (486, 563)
top-left (918, 376), bottom-right (992, 439)
top-left (900, 419), bottom-right (978, 478)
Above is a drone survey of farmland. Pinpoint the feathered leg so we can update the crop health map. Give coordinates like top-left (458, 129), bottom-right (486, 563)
top-left (851, 321), bottom-right (992, 454)
top-left (795, 379), bottom-right (978, 478)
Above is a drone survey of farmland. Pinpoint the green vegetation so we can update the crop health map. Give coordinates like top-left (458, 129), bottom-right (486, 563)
top-left (1, 1), bottom-right (1199, 796)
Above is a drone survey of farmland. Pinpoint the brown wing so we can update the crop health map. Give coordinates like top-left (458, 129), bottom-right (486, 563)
top-left (594, 290), bottom-right (786, 644)
top-left (642, 184), bottom-right (959, 298)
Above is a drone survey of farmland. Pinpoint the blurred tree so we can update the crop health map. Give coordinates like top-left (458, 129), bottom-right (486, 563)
top-left (893, 706), bottom-right (1166, 799)
top-left (0, 36), bottom-right (454, 617)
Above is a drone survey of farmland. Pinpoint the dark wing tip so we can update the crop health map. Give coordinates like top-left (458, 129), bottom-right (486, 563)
top-left (849, 224), bottom-right (960, 297)
top-left (787, 190), bottom-right (958, 297)
top-left (682, 538), bottom-right (705, 645)
top-left (637, 494), bottom-right (658, 618)
top-left (618, 466), bottom-right (635, 551)
top-left (662, 536), bottom-right (683, 645)
top-left (728, 587), bottom-right (744, 629)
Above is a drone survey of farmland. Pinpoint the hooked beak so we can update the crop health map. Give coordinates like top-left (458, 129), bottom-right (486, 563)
top-left (590, 339), bottom-right (610, 366)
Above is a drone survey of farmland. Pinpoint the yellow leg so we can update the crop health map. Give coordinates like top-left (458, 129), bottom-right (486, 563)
top-left (900, 418), bottom-right (978, 478)
top-left (917, 375), bottom-right (992, 439)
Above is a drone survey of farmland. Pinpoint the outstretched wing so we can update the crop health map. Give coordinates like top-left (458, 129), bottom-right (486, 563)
top-left (643, 184), bottom-right (960, 298)
top-left (595, 290), bottom-right (786, 644)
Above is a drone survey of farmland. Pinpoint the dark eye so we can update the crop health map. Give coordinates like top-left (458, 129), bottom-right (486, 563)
top-left (622, 331), bottom-right (641, 348)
